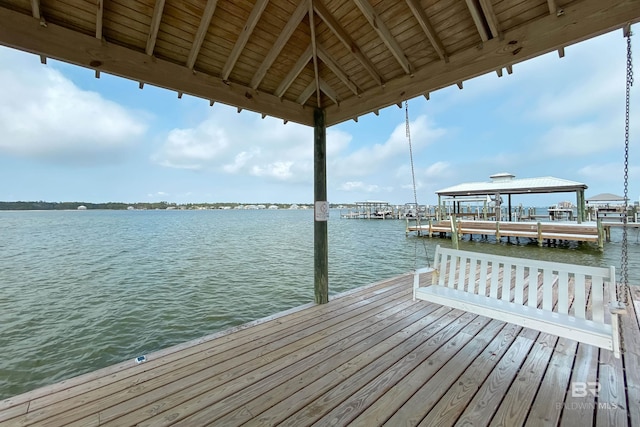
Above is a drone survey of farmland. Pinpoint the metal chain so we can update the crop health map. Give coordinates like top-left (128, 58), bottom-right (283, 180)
top-left (621, 30), bottom-right (633, 306)
top-left (617, 29), bottom-right (633, 357)
top-left (405, 100), bottom-right (430, 268)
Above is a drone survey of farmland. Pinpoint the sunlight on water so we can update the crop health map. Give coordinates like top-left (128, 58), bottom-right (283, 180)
top-left (0, 209), bottom-right (638, 399)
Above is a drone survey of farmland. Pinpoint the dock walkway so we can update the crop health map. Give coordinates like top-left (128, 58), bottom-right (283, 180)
top-left (408, 219), bottom-right (603, 248)
top-left (1, 272), bottom-right (639, 426)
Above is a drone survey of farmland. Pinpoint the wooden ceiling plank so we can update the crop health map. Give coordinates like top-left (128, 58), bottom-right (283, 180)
top-left (319, 79), bottom-right (338, 105)
top-left (30, 0), bottom-right (40, 19)
top-left (352, 0), bottom-right (412, 74)
top-left (313, 0), bottom-right (382, 86)
top-left (465, 0), bottom-right (490, 42)
top-left (0, 6), bottom-right (312, 125)
top-left (297, 81), bottom-right (316, 104)
top-left (404, 0), bottom-right (447, 61)
top-left (186, 0), bottom-right (219, 69)
top-left (221, 0), bottom-right (269, 81)
top-left (251, 0), bottom-right (308, 89)
top-left (96, 0), bottom-right (103, 40)
top-left (275, 45), bottom-right (312, 98)
top-left (479, 0), bottom-right (500, 39)
top-left (309, 0), bottom-right (321, 107)
top-left (325, 0), bottom-right (640, 125)
top-left (146, 0), bottom-right (166, 55)
top-left (317, 45), bottom-right (358, 95)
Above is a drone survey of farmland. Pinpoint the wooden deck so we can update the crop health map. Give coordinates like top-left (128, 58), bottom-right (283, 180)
top-left (1, 273), bottom-right (639, 426)
top-left (407, 220), bottom-right (603, 248)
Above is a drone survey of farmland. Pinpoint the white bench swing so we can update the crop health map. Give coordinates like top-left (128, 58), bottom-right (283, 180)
top-left (412, 245), bottom-right (624, 358)
top-left (403, 27), bottom-right (634, 359)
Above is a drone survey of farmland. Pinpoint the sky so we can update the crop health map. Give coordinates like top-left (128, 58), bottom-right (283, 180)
top-left (0, 25), bottom-right (638, 207)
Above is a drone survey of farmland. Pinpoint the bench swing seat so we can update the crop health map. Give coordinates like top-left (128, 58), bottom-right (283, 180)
top-left (413, 245), bottom-right (623, 358)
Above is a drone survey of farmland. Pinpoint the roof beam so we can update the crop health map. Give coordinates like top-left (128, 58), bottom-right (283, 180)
top-left (30, 0), bottom-right (40, 19)
top-left (465, 0), bottom-right (490, 42)
top-left (186, 0), bottom-right (219, 69)
top-left (0, 6), bottom-right (313, 125)
top-left (547, 0), bottom-right (557, 15)
top-left (145, 0), bottom-right (166, 55)
top-left (313, 0), bottom-right (382, 86)
top-left (353, 0), bottom-right (412, 74)
top-left (96, 0), bottom-right (103, 40)
top-left (404, 0), bottom-right (447, 61)
top-left (325, 0), bottom-right (640, 125)
top-left (275, 45), bottom-right (312, 98)
top-left (317, 45), bottom-right (359, 95)
top-left (479, 0), bottom-right (500, 39)
top-left (251, 0), bottom-right (307, 89)
top-left (319, 79), bottom-right (338, 105)
top-left (297, 81), bottom-right (316, 105)
top-left (221, 0), bottom-right (269, 81)
top-left (309, 1), bottom-right (321, 107)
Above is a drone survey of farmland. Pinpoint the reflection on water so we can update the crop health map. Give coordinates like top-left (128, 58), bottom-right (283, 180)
top-left (0, 209), bottom-right (637, 399)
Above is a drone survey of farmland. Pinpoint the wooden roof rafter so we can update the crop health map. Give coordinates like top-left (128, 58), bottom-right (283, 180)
top-left (465, 0), bottom-right (491, 42)
top-left (29, 0), bottom-right (39, 19)
top-left (353, 0), bottom-right (412, 75)
top-left (187, 0), bottom-right (219, 70)
top-left (479, 0), bottom-right (501, 39)
top-left (404, 0), bottom-right (448, 62)
top-left (221, 0), bottom-right (270, 82)
top-left (317, 45), bottom-right (359, 95)
top-left (275, 45), bottom-right (312, 98)
top-left (309, 0), bottom-right (321, 107)
top-left (251, 0), bottom-right (308, 90)
top-left (313, 0), bottom-right (383, 87)
top-left (95, 0), bottom-right (103, 40)
top-left (145, 0), bottom-right (166, 56)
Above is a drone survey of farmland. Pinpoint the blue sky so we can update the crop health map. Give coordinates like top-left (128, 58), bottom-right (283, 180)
top-left (0, 25), bottom-right (638, 207)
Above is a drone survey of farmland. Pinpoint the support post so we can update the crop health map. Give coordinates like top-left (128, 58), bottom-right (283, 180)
top-left (314, 109), bottom-right (329, 304)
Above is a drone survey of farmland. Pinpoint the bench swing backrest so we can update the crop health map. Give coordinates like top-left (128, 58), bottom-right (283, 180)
top-left (413, 245), bottom-right (621, 358)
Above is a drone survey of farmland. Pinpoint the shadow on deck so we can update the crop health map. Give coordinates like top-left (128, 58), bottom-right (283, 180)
top-left (1, 273), bottom-right (639, 426)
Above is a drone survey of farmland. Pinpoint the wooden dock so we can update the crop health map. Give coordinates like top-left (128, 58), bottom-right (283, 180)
top-left (408, 219), bottom-right (604, 248)
top-left (1, 272), bottom-right (639, 426)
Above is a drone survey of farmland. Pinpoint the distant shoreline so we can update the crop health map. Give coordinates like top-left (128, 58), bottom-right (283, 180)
top-left (0, 201), bottom-right (324, 211)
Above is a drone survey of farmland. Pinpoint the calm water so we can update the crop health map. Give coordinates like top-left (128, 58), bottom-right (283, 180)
top-left (1, 209), bottom-right (638, 399)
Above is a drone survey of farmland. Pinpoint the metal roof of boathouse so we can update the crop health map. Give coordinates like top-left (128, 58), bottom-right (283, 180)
top-left (436, 173), bottom-right (588, 197)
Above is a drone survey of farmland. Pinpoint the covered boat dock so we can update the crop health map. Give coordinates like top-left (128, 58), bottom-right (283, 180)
top-left (1, 0), bottom-right (639, 425)
top-left (435, 173), bottom-right (589, 223)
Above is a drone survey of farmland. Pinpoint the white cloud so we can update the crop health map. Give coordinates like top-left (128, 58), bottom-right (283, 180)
top-left (0, 49), bottom-right (147, 165)
top-left (331, 115), bottom-right (445, 177)
top-left (152, 106), bottom-right (314, 183)
top-left (338, 181), bottom-right (392, 193)
top-left (152, 121), bottom-right (231, 169)
top-left (425, 161), bottom-right (451, 177)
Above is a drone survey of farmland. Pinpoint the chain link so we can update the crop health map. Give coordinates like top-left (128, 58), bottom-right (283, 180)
top-left (621, 31), bottom-right (633, 304)
top-left (618, 29), bottom-right (633, 356)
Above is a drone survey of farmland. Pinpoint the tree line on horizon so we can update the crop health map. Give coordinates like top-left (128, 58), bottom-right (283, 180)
top-left (0, 201), bottom-right (332, 210)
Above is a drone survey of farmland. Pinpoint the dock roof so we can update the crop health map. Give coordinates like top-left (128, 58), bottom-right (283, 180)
top-left (436, 175), bottom-right (588, 197)
top-left (0, 0), bottom-right (638, 127)
top-left (586, 193), bottom-right (626, 202)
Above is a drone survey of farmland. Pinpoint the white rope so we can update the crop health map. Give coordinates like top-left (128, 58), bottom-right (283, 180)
top-left (405, 100), bottom-right (431, 269)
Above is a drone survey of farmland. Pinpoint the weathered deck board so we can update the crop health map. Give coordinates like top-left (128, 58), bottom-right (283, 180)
top-left (0, 272), bottom-right (639, 427)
